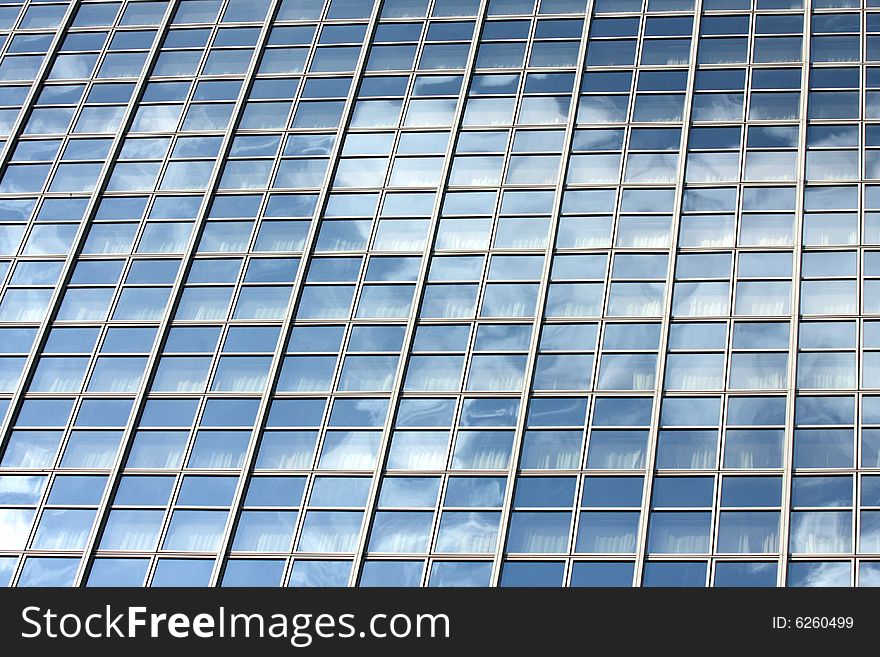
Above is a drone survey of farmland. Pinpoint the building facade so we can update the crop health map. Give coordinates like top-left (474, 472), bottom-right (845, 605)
top-left (0, 0), bottom-right (878, 588)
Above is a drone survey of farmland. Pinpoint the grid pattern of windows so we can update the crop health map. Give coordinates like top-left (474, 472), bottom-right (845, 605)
top-left (6, 0), bottom-right (880, 588)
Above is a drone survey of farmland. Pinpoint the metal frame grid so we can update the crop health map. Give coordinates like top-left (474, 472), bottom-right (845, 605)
top-left (2, 0), bottom-right (880, 588)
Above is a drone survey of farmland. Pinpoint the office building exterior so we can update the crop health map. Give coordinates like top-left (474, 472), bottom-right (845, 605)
top-left (0, 0), bottom-right (879, 588)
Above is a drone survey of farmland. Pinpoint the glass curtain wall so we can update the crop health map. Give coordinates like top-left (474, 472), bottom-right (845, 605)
top-left (2, 0), bottom-right (880, 588)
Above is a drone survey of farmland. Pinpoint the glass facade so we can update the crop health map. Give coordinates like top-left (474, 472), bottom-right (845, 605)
top-left (3, 0), bottom-right (880, 588)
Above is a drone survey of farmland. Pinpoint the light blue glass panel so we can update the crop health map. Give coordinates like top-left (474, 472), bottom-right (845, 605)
top-left (647, 512), bottom-right (712, 553)
top-left (32, 509), bottom-right (96, 550)
top-left (368, 512), bottom-right (434, 552)
top-left (0, 508), bottom-right (35, 549)
top-left (86, 559), bottom-right (149, 587)
top-left (151, 559), bottom-right (214, 587)
top-left (163, 510), bottom-right (229, 551)
top-left (17, 558), bottom-right (79, 587)
top-left (232, 511), bottom-right (298, 552)
top-left (298, 511), bottom-right (364, 552)
top-left (790, 511), bottom-right (852, 553)
top-left (100, 510), bottom-right (165, 550)
top-left (576, 511), bottom-right (640, 553)
top-left (318, 432), bottom-right (381, 469)
top-left (428, 561), bottom-right (492, 587)
top-left (506, 511), bottom-right (571, 553)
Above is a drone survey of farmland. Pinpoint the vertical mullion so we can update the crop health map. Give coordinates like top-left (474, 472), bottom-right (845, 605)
top-left (73, 0), bottom-right (284, 587)
top-left (777, 0), bottom-right (813, 588)
top-left (206, 0), bottom-right (388, 588)
top-left (0, 0), bottom-right (82, 174)
top-left (486, 1), bottom-right (596, 587)
top-left (0, 0), bottom-right (180, 457)
top-left (342, 0), bottom-right (492, 588)
top-left (1, 0), bottom-right (182, 589)
top-left (630, 0), bottom-right (705, 587)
